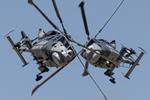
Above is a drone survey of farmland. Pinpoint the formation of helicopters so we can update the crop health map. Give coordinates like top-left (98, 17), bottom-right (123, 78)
top-left (6, 0), bottom-right (144, 97)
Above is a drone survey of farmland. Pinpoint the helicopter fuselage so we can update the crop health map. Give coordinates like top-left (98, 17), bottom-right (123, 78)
top-left (81, 39), bottom-right (122, 69)
top-left (31, 31), bottom-right (76, 67)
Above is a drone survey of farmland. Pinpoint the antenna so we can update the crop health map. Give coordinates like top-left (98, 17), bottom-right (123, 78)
top-left (31, 51), bottom-right (82, 96)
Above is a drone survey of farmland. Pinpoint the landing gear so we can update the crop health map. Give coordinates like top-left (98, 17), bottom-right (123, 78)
top-left (82, 70), bottom-right (89, 76)
top-left (109, 78), bottom-right (116, 84)
top-left (35, 66), bottom-right (49, 81)
top-left (104, 69), bottom-right (114, 77)
top-left (104, 69), bottom-right (116, 84)
top-left (38, 66), bottom-right (49, 73)
top-left (36, 75), bottom-right (43, 81)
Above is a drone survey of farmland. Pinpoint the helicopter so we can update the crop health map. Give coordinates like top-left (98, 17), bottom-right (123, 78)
top-left (6, 0), bottom-right (86, 82)
top-left (6, 0), bottom-right (94, 96)
top-left (78, 0), bottom-right (145, 84)
top-left (6, 0), bottom-right (145, 97)
top-left (7, 29), bottom-right (76, 81)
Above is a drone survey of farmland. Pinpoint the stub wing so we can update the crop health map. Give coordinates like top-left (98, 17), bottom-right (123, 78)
top-left (6, 34), bottom-right (28, 67)
top-left (124, 48), bottom-right (145, 79)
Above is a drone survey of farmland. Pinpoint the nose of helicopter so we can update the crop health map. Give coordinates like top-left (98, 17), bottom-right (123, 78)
top-left (52, 52), bottom-right (65, 67)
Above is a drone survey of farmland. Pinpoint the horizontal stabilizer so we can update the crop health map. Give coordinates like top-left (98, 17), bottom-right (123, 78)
top-left (6, 35), bottom-right (28, 67)
top-left (124, 48), bottom-right (144, 79)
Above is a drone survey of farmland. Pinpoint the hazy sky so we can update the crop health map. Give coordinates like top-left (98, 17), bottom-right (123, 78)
top-left (0, 0), bottom-right (150, 100)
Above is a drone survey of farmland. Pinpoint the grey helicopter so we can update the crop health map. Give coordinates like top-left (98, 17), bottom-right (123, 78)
top-left (6, 0), bottom-right (145, 98)
top-left (78, 0), bottom-right (145, 84)
top-left (6, 0), bottom-right (81, 82)
top-left (7, 29), bottom-right (76, 81)
top-left (6, 0), bottom-right (102, 96)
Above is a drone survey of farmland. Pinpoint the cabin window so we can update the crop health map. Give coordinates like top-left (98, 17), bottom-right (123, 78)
top-left (47, 31), bottom-right (58, 36)
top-left (58, 36), bottom-right (70, 48)
top-left (59, 36), bottom-right (65, 43)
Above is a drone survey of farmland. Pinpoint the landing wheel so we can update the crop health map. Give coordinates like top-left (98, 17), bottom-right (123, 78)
top-left (109, 78), bottom-right (116, 84)
top-left (36, 75), bottom-right (43, 81)
top-left (82, 70), bottom-right (89, 76)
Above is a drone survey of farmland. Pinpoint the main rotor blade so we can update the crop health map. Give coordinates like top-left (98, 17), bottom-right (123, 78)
top-left (51, 0), bottom-right (67, 34)
top-left (28, 0), bottom-right (60, 31)
top-left (52, 0), bottom-right (62, 23)
top-left (79, 1), bottom-right (90, 40)
top-left (94, 0), bottom-right (125, 38)
top-left (31, 50), bottom-right (82, 96)
top-left (77, 56), bottom-right (108, 100)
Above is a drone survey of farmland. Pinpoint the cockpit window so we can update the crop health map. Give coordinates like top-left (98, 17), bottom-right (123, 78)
top-left (65, 42), bottom-right (69, 47)
top-left (59, 36), bottom-right (65, 43)
top-left (98, 39), bottom-right (108, 43)
top-left (47, 31), bottom-right (57, 35)
top-left (59, 36), bottom-right (70, 47)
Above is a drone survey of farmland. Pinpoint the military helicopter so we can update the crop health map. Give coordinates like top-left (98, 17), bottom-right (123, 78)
top-left (7, 0), bottom-right (102, 96)
top-left (6, 0), bottom-right (82, 82)
top-left (7, 29), bottom-right (77, 81)
top-left (6, 0), bottom-right (97, 96)
top-left (78, 0), bottom-right (145, 84)
top-left (6, 0), bottom-right (145, 98)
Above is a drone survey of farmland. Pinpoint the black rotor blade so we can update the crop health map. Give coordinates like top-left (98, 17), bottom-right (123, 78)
top-left (51, 0), bottom-right (67, 34)
top-left (77, 56), bottom-right (108, 100)
top-left (94, 0), bottom-right (125, 38)
top-left (79, 1), bottom-right (90, 40)
top-left (28, 0), bottom-right (60, 31)
top-left (52, 0), bottom-right (62, 23)
top-left (31, 50), bottom-right (82, 96)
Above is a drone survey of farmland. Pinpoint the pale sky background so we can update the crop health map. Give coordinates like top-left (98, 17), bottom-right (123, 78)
top-left (0, 0), bottom-right (150, 100)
